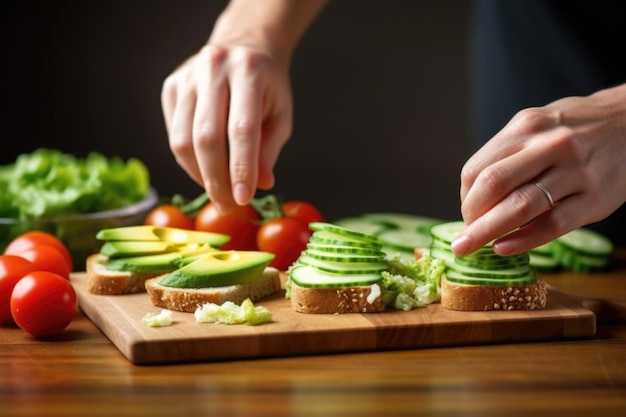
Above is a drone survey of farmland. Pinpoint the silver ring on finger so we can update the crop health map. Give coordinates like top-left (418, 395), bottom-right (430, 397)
top-left (534, 181), bottom-right (554, 209)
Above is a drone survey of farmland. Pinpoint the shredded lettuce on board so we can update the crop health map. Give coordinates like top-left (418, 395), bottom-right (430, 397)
top-left (142, 309), bottom-right (173, 327)
top-left (381, 254), bottom-right (445, 311)
top-left (0, 148), bottom-right (150, 220)
top-left (194, 298), bottom-right (273, 325)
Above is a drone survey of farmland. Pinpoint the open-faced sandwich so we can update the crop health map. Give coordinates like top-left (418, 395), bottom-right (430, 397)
top-left (285, 221), bottom-right (548, 314)
top-left (285, 222), bottom-right (446, 314)
top-left (427, 221), bottom-right (547, 311)
top-left (86, 225), bottom-right (281, 312)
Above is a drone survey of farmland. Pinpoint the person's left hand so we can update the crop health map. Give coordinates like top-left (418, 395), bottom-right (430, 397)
top-left (452, 83), bottom-right (626, 256)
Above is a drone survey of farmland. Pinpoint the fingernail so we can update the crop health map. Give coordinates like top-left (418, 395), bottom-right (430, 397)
top-left (493, 240), bottom-right (514, 256)
top-left (451, 234), bottom-right (471, 256)
top-left (233, 182), bottom-right (251, 205)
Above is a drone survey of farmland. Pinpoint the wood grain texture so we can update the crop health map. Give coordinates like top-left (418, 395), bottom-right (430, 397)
top-left (3, 250), bottom-right (626, 416)
top-left (71, 272), bottom-right (596, 364)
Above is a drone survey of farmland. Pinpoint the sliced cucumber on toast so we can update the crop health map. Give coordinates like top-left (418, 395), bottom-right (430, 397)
top-left (289, 222), bottom-right (387, 287)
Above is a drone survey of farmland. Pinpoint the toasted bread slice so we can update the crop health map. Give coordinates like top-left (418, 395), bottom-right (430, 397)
top-left (86, 254), bottom-right (163, 295)
top-left (289, 281), bottom-right (385, 314)
top-left (440, 274), bottom-right (547, 311)
top-left (145, 267), bottom-right (282, 313)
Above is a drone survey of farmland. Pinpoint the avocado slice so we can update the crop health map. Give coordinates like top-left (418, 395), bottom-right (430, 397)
top-left (103, 252), bottom-right (185, 274)
top-left (99, 241), bottom-right (177, 258)
top-left (158, 250), bottom-right (275, 288)
top-left (96, 225), bottom-right (230, 247)
top-left (96, 225), bottom-right (162, 241)
top-left (102, 245), bottom-right (217, 273)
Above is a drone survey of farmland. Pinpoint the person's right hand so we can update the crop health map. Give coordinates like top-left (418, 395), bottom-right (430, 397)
top-left (161, 43), bottom-right (293, 214)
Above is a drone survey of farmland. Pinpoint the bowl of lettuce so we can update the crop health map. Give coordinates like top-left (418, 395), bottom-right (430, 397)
top-left (0, 148), bottom-right (157, 270)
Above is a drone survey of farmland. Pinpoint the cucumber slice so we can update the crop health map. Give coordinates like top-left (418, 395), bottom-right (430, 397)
top-left (429, 221), bottom-right (468, 244)
top-left (556, 228), bottom-right (613, 256)
top-left (445, 269), bottom-right (537, 286)
top-left (446, 262), bottom-right (531, 279)
top-left (303, 249), bottom-right (385, 263)
top-left (553, 247), bottom-right (610, 272)
top-left (377, 229), bottom-right (432, 252)
top-left (296, 254), bottom-right (388, 275)
top-left (428, 246), bottom-right (456, 267)
top-left (309, 222), bottom-right (383, 245)
top-left (306, 242), bottom-right (385, 256)
top-left (310, 231), bottom-right (383, 250)
top-left (358, 212), bottom-right (444, 234)
top-left (290, 265), bottom-right (383, 288)
top-left (333, 217), bottom-right (391, 236)
top-left (455, 252), bottom-right (530, 269)
top-left (529, 252), bottom-right (560, 272)
top-left (548, 228), bottom-right (613, 272)
top-left (530, 241), bottom-right (557, 256)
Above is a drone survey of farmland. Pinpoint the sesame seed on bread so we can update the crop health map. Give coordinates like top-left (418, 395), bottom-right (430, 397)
top-left (289, 281), bottom-right (385, 314)
top-left (440, 274), bottom-right (547, 311)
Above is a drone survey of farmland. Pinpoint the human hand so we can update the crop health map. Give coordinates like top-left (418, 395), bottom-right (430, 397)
top-left (161, 44), bottom-right (293, 214)
top-left (453, 83), bottom-right (626, 256)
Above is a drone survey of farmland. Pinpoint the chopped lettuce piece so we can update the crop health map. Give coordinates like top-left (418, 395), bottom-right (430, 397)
top-left (381, 254), bottom-right (445, 310)
top-left (142, 309), bottom-right (173, 327)
top-left (194, 298), bottom-right (273, 325)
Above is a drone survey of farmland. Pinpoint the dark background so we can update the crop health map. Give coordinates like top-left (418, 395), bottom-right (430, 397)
top-left (3, 0), bottom-right (472, 222)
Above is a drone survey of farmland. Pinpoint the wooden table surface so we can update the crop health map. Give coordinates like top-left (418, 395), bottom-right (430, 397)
top-left (2, 250), bottom-right (626, 417)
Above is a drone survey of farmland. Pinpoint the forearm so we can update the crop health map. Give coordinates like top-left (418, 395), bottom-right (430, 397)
top-left (209, 0), bottom-right (329, 68)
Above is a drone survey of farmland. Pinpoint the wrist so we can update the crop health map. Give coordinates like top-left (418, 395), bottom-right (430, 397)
top-left (209, 0), bottom-right (327, 69)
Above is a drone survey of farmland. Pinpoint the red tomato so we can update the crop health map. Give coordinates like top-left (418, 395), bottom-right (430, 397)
top-left (257, 217), bottom-right (312, 270)
top-left (282, 201), bottom-right (325, 224)
top-left (10, 271), bottom-right (77, 337)
top-left (195, 203), bottom-right (261, 250)
top-left (4, 230), bottom-right (73, 272)
top-left (0, 255), bottom-right (38, 324)
top-left (144, 204), bottom-right (195, 230)
top-left (18, 245), bottom-right (71, 280)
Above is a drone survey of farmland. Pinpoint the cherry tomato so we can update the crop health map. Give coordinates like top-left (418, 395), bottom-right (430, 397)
top-left (144, 204), bottom-right (195, 230)
top-left (257, 217), bottom-right (312, 270)
top-left (18, 245), bottom-right (71, 280)
top-left (282, 201), bottom-right (325, 224)
top-left (195, 203), bottom-right (261, 251)
top-left (0, 255), bottom-right (38, 324)
top-left (10, 271), bottom-right (77, 337)
top-left (4, 230), bottom-right (73, 272)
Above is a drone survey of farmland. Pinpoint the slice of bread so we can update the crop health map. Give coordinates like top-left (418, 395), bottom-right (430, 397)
top-left (145, 267), bottom-right (282, 313)
top-left (86, 254), bottom-right (163, 295)
top-left (440, 274), bottom-right (547, 311)
top-left (290, 281), bottom-right (385, 314)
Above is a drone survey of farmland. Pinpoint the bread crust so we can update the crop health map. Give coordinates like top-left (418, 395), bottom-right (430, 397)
top-left (85, 254), bottom-right (162, 295)
top-left (290, 281), bottom-right (385, 314)
top-left (440, 275), bottom-right (547, 311)
top-left (145, 268), bottom-right (282, 313)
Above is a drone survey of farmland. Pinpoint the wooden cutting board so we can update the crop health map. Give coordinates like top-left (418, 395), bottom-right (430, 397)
top-left (71, 272), bottom-right (596, 365)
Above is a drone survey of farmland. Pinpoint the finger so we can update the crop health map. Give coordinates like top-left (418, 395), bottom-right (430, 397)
top-left (452, 170), bottom-right (581, 256)
top-left (161, 74), bottom-right (178, 136)
top-left (193, 46), bottom-right (235, 213)
top-left (460, 108), bottom-right (557, 202)
top-left (167, 80), bottom-right (205, 187)
top-left (257, 107), bottom-right (293, 190)
top-left (460, 134), bottom-right (521, 203)
top-left (460, 140), bottom-right (556, 225)
top-left (226, 54), bottom-right (265, 205)
top-left (492, 193), bottom-right (590, 255)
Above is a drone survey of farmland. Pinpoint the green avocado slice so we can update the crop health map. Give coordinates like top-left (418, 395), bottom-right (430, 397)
top-left (158, 250), bottom-right (275, 288)
top-left (96, 225), bottom-right (230, 247)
